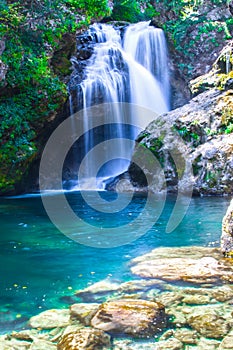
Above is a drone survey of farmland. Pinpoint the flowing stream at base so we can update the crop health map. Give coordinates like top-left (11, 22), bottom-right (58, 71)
top-left (69, 21), bottom-right (170, 189)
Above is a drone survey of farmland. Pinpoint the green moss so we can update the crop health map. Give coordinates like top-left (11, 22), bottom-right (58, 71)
top-left (173, 124), bottom-right (201, 147)
top-left (111, 0), bottom-right (156, 22)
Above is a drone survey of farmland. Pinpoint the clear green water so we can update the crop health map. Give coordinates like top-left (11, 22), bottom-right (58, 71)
top-left (0, 192), bottom-right (230, 333)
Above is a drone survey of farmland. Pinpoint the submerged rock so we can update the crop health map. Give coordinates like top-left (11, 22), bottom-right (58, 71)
top-left (75, 279), bottom-right (120, 302)
top-left (221, 198), bottom-right (233, 257)
top-left (57, 327), bottom-right (111, 350)
top-left (91, 299), bottom-right (167, 338)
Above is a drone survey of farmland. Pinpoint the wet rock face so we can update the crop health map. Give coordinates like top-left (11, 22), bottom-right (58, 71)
top-left (0, 59), bottom-right (7, 82)
top-left (57, 328), bottom-right (111, 350)
top-left (68, 23), bottom-right (129, 113)
top-left (51, 33), bottom-right (76, 78)
top-left (190, 40), bottom-right (233, 96)
top-left (221, 198), bottom-right (233, 257)
top-left (91, 299), bottom-right (167, 338)
top-left (125, 87), bottom-right (233, 196)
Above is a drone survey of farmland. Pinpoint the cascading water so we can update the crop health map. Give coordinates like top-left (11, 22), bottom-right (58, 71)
top-left (124, 21), bottom-right (170, 108)
top-left (68, 21), bottom-right (170, 189)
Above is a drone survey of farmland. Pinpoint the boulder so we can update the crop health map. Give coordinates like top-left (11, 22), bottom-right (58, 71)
top-left (57, 327), bottom-right (111, 350)
top-left (130, 247), bottom-right (233, 284)
top-left (221, 198), bottom-right (233, 257)
top-left (91, 299), bottom-right (167, 338)
top-left (29, 309), bottom-right (70, 329)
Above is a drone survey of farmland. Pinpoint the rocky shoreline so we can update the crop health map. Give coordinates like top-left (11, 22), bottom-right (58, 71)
top-left (1, 246), bottom-right (233, 350)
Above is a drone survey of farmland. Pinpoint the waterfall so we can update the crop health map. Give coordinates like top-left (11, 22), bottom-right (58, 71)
top-left (124, 22), bottom-right (170, 108)
top-left (68, 21), bottom-right (170, 190)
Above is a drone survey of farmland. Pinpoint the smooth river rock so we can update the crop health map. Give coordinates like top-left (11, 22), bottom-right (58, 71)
top-left (91, 299), bottom-right (167, 338)
top-left (29, 309), bottom-right (70, 329)
top-left (130, 246), bottom-right (233, 284)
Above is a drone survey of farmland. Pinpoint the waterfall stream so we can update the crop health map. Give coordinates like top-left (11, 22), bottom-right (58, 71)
top-left (68, 21), bottom-right (170, 190)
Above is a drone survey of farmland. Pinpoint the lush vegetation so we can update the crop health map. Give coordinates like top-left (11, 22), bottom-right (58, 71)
top-left (160, 0), bottom-right (233, 77)
top-left (110, 0), bottom-right (157, 22)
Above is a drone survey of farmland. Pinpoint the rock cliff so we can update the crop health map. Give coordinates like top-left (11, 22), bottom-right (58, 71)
top-left (221, 198), bottom-right (233, 257)
top-left (121, 42), bottom-right (233, 196)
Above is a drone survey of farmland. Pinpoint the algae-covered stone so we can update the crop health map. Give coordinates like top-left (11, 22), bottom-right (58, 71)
top-left (221, 198), bottom-right (233, 257)
top-left (29, 309), bottom-right (70, 329)
top-left (91, 299), bottom-right (166, 338)
top-left (57, 327), bottom-right (111, 350)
